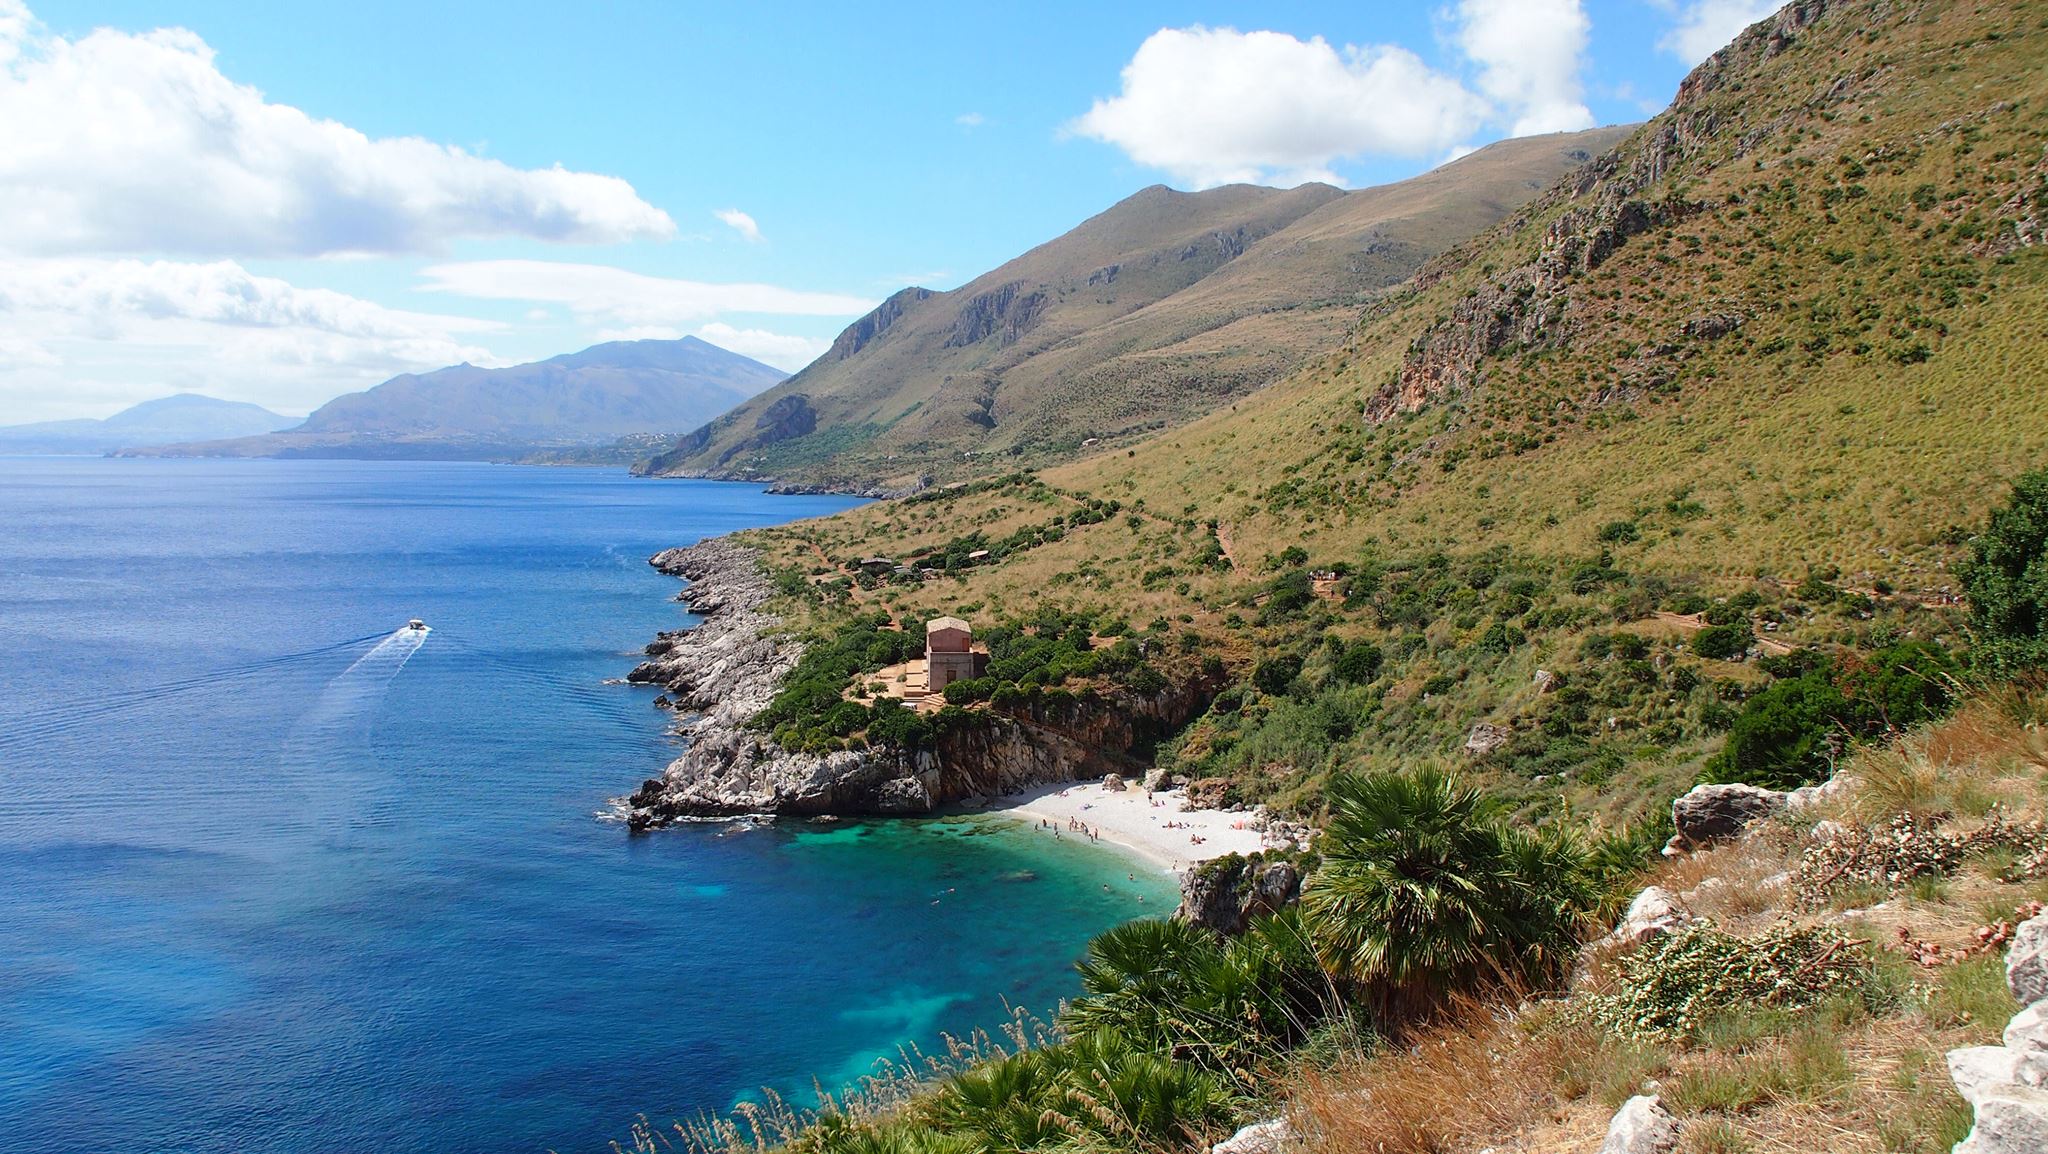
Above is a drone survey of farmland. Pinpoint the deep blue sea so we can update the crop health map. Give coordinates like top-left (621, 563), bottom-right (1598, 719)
top-left (0, 458), bottom-right (1174, 1153)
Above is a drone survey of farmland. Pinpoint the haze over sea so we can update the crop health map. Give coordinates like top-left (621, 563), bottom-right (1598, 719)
top-left (0, 458), bottom-right (1174, 1153)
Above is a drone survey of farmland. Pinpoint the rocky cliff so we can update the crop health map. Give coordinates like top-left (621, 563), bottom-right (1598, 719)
top-left (618, 539), bottom-right (1216, 829)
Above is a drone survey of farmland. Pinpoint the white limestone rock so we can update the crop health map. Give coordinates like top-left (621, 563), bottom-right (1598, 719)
top-left (1613, 887), bottom-right (1693, 946)
top-left (1953, 1083), bottom-right (2048, 1154)
top-left (1599, 1094), bottom-right (1681, 1154)
top-left (1210, 1116), bottom-right (1294, 1154)
top-left (2009, 912), bottom-right (2048, 1006)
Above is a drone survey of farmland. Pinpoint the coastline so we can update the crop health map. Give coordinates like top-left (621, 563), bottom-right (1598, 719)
top-left (984, 780), bottom-right (1272, 873)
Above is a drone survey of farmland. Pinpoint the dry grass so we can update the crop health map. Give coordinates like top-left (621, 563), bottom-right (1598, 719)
top-left (1851, 688), bottom-right (2048, 824)
top-left (1290, 1004), bottom-right (1614, 1154)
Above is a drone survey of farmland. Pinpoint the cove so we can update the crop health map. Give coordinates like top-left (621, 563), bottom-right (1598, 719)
top-left (0, 458), bottom-right (1176, 1154)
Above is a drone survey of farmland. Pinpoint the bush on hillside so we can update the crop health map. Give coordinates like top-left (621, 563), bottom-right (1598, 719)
top-left (1706, 642), bottom-right (1960, 789)
top-left (1962, 467), bottom-right (2048, 674)
top-left (1690, 623), bottom-right (1754, 660)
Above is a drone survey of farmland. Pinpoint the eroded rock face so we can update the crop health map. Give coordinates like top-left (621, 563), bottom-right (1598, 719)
top-left (1175, 857), bottom-right (1302, 936)
top-left (618, 538), bottom-right (1219, 828)
top-left (1599, 1094), bottom-right (1681, 1154)
top-left (1671, 782), bottom-right (1787, 847)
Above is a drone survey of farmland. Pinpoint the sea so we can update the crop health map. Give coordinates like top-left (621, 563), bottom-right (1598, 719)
top-left (0, 457), bottom-right (1176, 1153)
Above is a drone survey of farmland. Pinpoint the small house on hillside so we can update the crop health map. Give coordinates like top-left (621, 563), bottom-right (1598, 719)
top-left (925, 616), bottom-right (984, 691)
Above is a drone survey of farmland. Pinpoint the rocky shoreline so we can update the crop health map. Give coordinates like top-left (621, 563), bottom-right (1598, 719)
top-left (615, 537), bottom-right (1227, 831)
top-left (618, 538), bottom-right (939, 830)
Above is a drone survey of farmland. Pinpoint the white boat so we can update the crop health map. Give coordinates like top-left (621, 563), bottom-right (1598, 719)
top-left (407, 618), bottom-right (428, 632)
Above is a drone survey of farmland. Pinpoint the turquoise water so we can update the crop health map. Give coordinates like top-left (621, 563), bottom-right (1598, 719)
top-left (0, 458), bottom-right (1175, 1153)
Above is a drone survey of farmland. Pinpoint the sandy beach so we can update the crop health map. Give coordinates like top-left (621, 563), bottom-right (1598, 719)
top-left (990, 780), bottom-right (1271, 873)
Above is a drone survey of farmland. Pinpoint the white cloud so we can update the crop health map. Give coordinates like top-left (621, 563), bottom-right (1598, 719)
top-left (691, 322), bottom-right (828, 372)
top-left (1655, 0), bottom-right (1778, 64)
top-left (715, 209), bottom-right (762, 243)
top-left (0, 334), bottom-right (59, 371)
top-left (1455, 0), bottom-right (1594, 136)
top-left (1069, 26), bottom-right (1488, 187)
top-left (0, 3), bottom-right (675, 257)
top-left (955, 112), bottom-right (985, 128)
top-left (416, 260), bottom-right (874, 326)
top-left (0, 256), bottom-right (501, 417)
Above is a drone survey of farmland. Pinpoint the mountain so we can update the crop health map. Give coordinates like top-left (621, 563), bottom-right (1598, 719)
top-left (0, 394), bottom-right (296, 453)
top-left (126, 337), bottom-right (787, 460)
top-left (638, 127), bottom-right (1634, 491)
top-left (766, 0), bottom-right (2048, 599)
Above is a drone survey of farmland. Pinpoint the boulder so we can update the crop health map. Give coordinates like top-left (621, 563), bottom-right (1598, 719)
top-left (1671, 782), bottom-right (1787, 847)
top-left (1178, 860), bottom-right (1248, 934)
top-left (1240, 862), bottom-right (1303, 923)
top-left (1599, 1094), bottom-right (1681, 1154)
top-left (2010, 912), bottom-right (2048, 1006)
top-left (1533, 669), bottom-right (1560, 694)
top-left (1465, 723), bottom-right (1512, 757)
top-left (2009, 1002), bottom-right (2048, 1087)
top-left (1102, 773), bottom-right (1126, 792)
top-left (1210, 1116), bottom-right (1293, 1154)
top-left (1953, 1083), bottom-right (2048, 1154)
top-left (1612, 886), bottom-right (1692, 946)
top-left (1786, 773), bottom-right (1861, 814)
top-left (1142, 766), bottom-right (1173, 792)
top-left (1952, 1046), bottom-right (2023, 1102)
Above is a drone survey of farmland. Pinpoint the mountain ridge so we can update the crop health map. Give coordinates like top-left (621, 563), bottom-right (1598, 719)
top-left (0, 393), bottom-right (296, 453)
top-left (126, 336), bottom-right (786, 461)
top-left (637, 128), bottom-right (1634, 490)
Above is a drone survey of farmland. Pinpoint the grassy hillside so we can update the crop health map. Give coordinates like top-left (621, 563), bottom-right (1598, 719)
top-left (724, 0), bottom-right (2047, 831)
top-left (641, 129), bottom-right (1630, 491)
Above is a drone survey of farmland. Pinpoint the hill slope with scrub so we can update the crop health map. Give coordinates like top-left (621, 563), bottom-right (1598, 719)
top-left (637, 129), bottom-right (1630, 491)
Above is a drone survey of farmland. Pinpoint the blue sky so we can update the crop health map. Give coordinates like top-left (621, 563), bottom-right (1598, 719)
top-left (0, 0), bottom-right (1779, 421)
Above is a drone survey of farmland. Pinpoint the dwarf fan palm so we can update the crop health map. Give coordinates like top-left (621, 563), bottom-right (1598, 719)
top-left (1303, 766), bottom-right (1590, 1018)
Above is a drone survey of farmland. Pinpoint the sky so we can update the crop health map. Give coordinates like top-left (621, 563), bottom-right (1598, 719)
top-left (0, 0), bottom-right (1781, 423)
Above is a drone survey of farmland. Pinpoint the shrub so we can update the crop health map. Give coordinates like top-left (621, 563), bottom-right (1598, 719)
top-left (1709, 643), bottom-right (1961, 789)
top-left (1598, 520), bottom-right (1641, 544)
top-left (1333, 641), bottom-right (1384, 684)
top-left (1691, 623), bottom-right (1754, 660)
top-left (1253, 653), bottom-right (1305, 696)
top-left (1961, 468), bottom-right (2048, 673)
top-left (1303, 768), bottom-right (1593, 1017)
top-left (1582, 923), bottom-right (1877, 1040)
top-left (942, 677), bottom-right (996, 705)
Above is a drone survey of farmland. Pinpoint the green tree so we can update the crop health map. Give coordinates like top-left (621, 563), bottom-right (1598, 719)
top-left (1962, 468), bottom-right (2048, 673)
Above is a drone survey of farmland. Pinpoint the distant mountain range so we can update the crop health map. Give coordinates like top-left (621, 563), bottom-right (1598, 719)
top-left (0, 394), bottom-right (298, 454)
top-left (123, 337), bottom-right (787, 460)
top-left (637, 127), bottom-right (1633, 491)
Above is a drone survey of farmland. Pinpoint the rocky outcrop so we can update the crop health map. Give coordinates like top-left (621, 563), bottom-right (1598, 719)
top-left (1670, 782), bottom-right (1788, 848)
top-left (829, 287), bottom-right (935, 362)
top-left (619, 538), bottom-right (1218, 828)
top-left (1599, 1095), bottom-right (1681, 1154)
top-left (1176, 855), bottom-right (1303, 935)
top-left (1464, 723), bottom-right (1511, 757)
top-left (1948, 911), bottom-right (2048, 1153)
top-left (1364, 0), bottom-right (1847, 424)
top-left (1663, 773), bottom-right (1860, 853)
